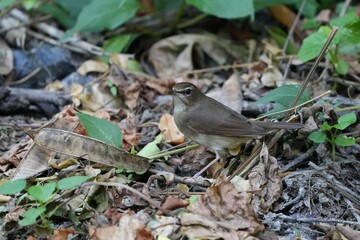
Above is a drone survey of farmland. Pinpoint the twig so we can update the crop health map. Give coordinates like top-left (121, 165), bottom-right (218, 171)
top-left (277, 213), bottom-right (360, 225)
top-left (288, 27), bottom-right (338, 111)
top-left (339, 0), bottom-right (352, 16)
top-left (255, 90), bottom-right (331, 120)
top-left (283, 0), bottom-right (307, 52)
top-left (81, 182), bottom-right (171, 215)
top-left (10, 67), bottom-right (41, 86)
top-left (281, 145), bottom-right (316, 172)
top-left (185, 62), bottom-right (253, 75)
top-left (280, 55), bottom-right (294, 85)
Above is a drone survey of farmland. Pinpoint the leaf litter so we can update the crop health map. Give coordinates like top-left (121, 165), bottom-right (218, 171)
top-left (1, 3), bottom-right (360, 240)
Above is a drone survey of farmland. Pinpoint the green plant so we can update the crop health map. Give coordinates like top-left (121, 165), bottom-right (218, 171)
top-left (106, 80), bottom-right (118, 97)
top-left (298, 12), bottom-right (360, 75)
top-left (309, 112), bottom-right (356, 160)
top-left (256, 84), bottom-right (311, 119)
top-left (0, 176), bottom-right (91, 227)
top-left (75, 111), bottom-right (123, 148)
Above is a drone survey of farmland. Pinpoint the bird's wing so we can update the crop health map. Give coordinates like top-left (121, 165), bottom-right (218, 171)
top-left (185, 96), bottom-right (266, 137)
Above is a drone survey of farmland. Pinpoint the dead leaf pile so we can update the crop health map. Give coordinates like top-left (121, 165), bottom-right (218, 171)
top-left (181, 177), bottom-right (264, 239)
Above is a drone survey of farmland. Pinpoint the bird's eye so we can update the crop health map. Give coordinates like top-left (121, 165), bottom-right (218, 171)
top-left (184, 88), bottom-right (191, 95)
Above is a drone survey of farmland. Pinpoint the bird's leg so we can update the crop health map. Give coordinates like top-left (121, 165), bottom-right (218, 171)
top-left (192, 150), bottom-right (222, 178)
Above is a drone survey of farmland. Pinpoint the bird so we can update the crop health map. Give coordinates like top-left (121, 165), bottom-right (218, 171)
top-left (171, 82), bottom-right (303, 177)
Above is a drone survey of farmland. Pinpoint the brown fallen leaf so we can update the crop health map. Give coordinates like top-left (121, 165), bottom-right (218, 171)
top-left (248, 143), bottom-right (282, 212)
top-left (149, 33), bottom-right (245, 77)
top-left (32, 128), bottom-right (149, 173)
top-left (181, 176), bottom-right (264, 239)
top-left (50, 229), bottom-right (75, 240)
top-left (268, 5), bottom-right (301, 38)
top-left (159, 114), bottom-right (185, 145)
top-left (12, 116), bottom-right (78, 180)
top-left (89, 210), bottom-right (152, 240)
top-left (162, 195), bottom-right (189, 211)
top-left (77, 59), bottom-right (109, 75)
top-left (0, 39), bottom-right (13, 75)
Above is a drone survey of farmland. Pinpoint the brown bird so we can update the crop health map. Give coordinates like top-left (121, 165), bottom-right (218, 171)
top-left (171, 82), bottom-right (302, 177)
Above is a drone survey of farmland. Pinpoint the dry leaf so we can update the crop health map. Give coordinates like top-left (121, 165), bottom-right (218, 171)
top-left (109, 54), bottom-right (129, 69)
top-left (89, 210), bottom-right (152, 240)
top-left (316, 9), bottom-right (331, 23)
top-left (1, 17), bottom-right (26, 48)
top-left (32, 128), bottom-right (149, 173)
top-left (0, 39), bottom-right (13, 75)
top-left (268, 5), bottom-right (300, 37)
top-left (12, 117), bottom-right (77, 180)
top-left (260, 62), bottom-right (284, 87)
top-left (50, 229), bottom-right (75, 240)
top-left (149, 33), bottom-right (245, 77)
top-left (181, 176), bottom-right (264, 239)
top-left (248, 143), bottom-right (282, 211)
top-left (77, 59), bottom-right (109, 75)
top-left (159, 114), bottom-right (185, 145)
top-left (162, 196), bottom-right (189, 211)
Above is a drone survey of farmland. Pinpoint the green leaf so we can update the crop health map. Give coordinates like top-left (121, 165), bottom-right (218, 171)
top-left (189, 195), bottom-right (199, 204)
top-left (309, 131), bottom-right (327, 143)
top-left (259, 104), bottom-right (287, 119)
top-left (0, 0), bottom-right (16, 10)
top-left (0, 179), bottom-right (26, 195)
top-left (335, 134), bottom-right (355, 147)
top-left (56, 0), bottom-right (92, 18)
top-left (126, 59), bottom-right (142, 72)
top-left (334, 59), bottom-right (349, 75)
top-left (302, 19), bottom-right (321, 30)
top-left (19, 206), bottom-right (46, 226)
top-left (22, 0), bottom-right (38, 10)
top-left (138, 134), bottom-right (163, 158)
top-left (103, 34), bottom-right (138, 53)
top-left (27, 182), bottom-right (56, 203)
top-left (254, 0), bottom-right (296, 11)
top-left (298, 26), bottom-right (333, 62)
top-left (256, 84), bottom-right (311, 107)
top-left (38, 3), bottom-right (76, 29)
top-left (64, 0), bottom-right (140, 38)
top-left (186, 0), bottom-right (254, 19)
top-left (333, 112), bottom-right (357, 130)
top-left (101, 34), bottom-right (138, 62)
top-left (295, 0), bottom-right (318, 18)
top-left (75, 111), bottom-right (122, 148)
top-left (154, 0), bottom-right (183, 12)
top-left (265, 26), bottom-right (297, 54)
top-left (57, 176), bottom-right (91, 190)
top-left (320, 123), bottom-right (332, 131)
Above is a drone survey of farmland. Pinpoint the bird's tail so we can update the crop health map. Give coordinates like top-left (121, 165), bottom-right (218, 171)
top-left (254, 121), bottom-right (303, 130)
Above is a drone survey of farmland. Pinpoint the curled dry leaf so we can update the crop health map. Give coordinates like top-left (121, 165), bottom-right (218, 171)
top-left (109, 54), bottom-right (129, 69)
top-left (207, 73), bottom-right (243, 113)
top-left (1, 17), bottom-right (26, 48)
top-left (119, 113), bottom-right (141, 151)
top-left (159, 114), bottom-right (185, 145)
top-left (33, 128), bottom-right (149, 172)
top-left (50, 229), bottom-right (75, 240)
top-left (0, 39), bottom-right (13, 75)
top-left (248, 143), bottom-right (282, 212)
top-left (89, 210), bottom-right (152, 240)
top-left (77, 59), bottom-right (109, 75)
top-left (260, 58), bottom-right (284, 87)
top-left (124, 81), bottom-right (140, 110)
top-left (181, 176), bottom-right (264, 239)
top-left (162, 195), bottom-right (189, 211)
top-left (149, 33), bottom-right (245, 77)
